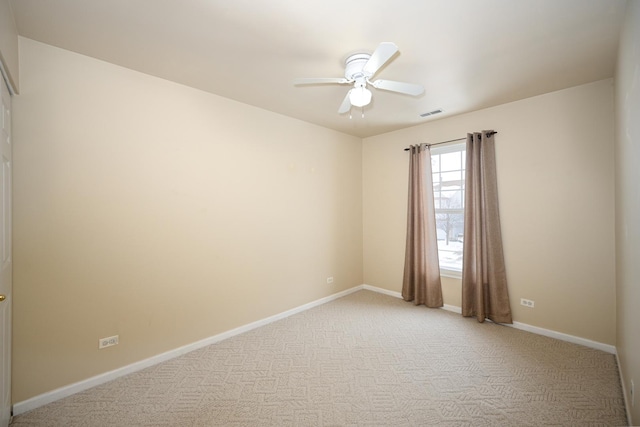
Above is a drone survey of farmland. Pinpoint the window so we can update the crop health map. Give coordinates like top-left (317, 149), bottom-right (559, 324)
top-left (431, 143), bottom-right (465, 277)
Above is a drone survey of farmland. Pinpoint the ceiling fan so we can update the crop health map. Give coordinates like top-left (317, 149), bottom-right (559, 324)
top-left (293, 42), bottom-right (424, 114)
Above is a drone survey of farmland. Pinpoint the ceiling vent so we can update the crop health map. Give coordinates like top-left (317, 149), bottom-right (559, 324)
top-left (420, 109), bottom-right (443, 118)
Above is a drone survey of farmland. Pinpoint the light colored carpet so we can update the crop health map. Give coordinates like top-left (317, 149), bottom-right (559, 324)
top-left (11, 290), bottom-right (627, 426)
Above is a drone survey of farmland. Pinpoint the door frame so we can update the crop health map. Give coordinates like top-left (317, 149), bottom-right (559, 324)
top-left (0, 61), bottom-right (14, 427)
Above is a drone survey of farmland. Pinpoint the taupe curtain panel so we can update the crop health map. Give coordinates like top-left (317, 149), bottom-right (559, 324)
top-left (462, 131), bottom-right (513, 323)
top-left (402, 145), bottom-right (443, 308)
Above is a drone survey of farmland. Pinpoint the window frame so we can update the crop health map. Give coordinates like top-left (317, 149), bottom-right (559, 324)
top-left (430, 142), bottom-right (466, 279)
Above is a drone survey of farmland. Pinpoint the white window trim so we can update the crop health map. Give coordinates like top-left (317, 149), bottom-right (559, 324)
top-left (431, 141), bottom-right (466, 279)
top-left (440, 268), bottom-right (462, 279)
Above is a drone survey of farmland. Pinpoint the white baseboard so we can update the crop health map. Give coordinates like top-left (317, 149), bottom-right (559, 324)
top-left (507, 320), bottom-right (616, 354)
top-left (616, 352), bottom-right (632, 426)
top-left (442, 304), bottom-right (462, 314)
top-left (361, 284), bottom-right (616, 354)
top-left (13, 283), bottom-right (618, 416)
top-left (12, 286), bottom-right (362, 416)
top-left (360, 284), bottom-right (464, 314)
top-left (361, 284), bottom-right (401, 299)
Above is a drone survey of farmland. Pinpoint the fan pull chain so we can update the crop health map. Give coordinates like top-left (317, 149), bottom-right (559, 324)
top-left (348, 109), bottom-right (366, 119)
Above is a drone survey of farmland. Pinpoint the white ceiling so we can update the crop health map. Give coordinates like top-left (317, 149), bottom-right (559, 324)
top-left (9, 0), bottom-right (627, 138)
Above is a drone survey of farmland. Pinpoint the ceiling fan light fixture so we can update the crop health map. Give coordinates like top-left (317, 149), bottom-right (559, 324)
top-left (294, 42), bottom-right (423, 115)
top-left (349, 86), bottom-right (372, 107)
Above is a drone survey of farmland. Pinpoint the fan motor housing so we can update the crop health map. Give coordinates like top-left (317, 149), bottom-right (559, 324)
top-left (344, 53), bottom-right (371, 80)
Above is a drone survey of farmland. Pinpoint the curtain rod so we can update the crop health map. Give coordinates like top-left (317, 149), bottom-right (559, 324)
top-left (403, 131), bottom-right (497, 151)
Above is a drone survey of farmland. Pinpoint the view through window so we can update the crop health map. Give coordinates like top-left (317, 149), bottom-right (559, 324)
top-left (431, 143), bottom-right (465, 274)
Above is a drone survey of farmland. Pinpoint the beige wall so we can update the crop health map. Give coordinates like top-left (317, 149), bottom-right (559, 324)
top-left (0, 0), bottom-right (19, 92)
top-left (12, 38), bottom-right (363, 403)
top-left (10, 30), bottom-right (626, 408)
top-left (363, 79), bottom-right (616, 345)
top-left (615, 0), bottom-right (640, 422)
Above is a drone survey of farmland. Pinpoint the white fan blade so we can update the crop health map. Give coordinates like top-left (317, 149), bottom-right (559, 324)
top-left (370, 79), bottom-right (424, 96)
top-left (362, 42), bottom-right (399, 77)
top-left (294, 77), bottom-right (349, 85)
top-left (338, 90), bottom-right (352, 114)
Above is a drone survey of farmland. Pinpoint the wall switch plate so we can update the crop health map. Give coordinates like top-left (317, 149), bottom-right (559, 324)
top-left (99, 335), bottom-right (119, 349)
top-left (520, 298), bottom-right (535, 308)
top-left (326, 277), bottom-right (334, 284)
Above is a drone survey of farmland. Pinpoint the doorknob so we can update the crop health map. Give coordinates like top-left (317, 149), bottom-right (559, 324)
top-left (0, 295), bottom-right (5, 302)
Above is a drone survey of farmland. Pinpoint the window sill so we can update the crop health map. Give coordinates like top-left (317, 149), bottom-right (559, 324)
top-left (440, 268), bottom-right (462, 280)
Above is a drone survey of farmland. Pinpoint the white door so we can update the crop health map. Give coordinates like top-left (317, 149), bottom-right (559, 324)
top-left (0, 73), bottom-right (12, 427)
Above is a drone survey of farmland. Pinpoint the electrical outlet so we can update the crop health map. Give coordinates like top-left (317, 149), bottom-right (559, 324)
top-left (520, 298), bottom-right (535, 308)
top-left (326, 276), bottom-right (334, 284)
top-left (99, 335), bottom-right (119, 349)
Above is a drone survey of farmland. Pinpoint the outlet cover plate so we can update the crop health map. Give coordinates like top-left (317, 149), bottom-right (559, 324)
top-left (520, 298), bottom-right (535, 308)
top-left (99, 335), bottom-right (119, 349)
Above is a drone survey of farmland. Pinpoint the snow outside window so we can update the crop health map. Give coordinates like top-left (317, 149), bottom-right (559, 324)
top-left (431, 142), bottom-right (465, 277)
